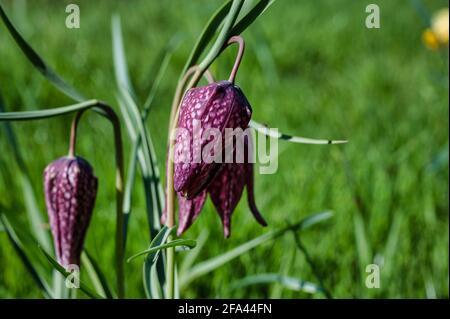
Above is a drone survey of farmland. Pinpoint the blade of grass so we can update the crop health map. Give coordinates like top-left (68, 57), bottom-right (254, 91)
top-left (0, 91), bottom-right (51, 251)
top-left (292, 231), bottom-right (332, 298)
top-left (0, 100), bottom-right (109, 121)
top-left (112, 18), bottom-right (164, 241)
top-left (353, 211), bottom-right (372, 298)
top-left (112, 15), bottom-right (136, 101)
top-left (229, 273), bottom-right (324, 295)
top-left (354, 211), bottom-right (372, 271)
top-left (230, 0), bottom-right (276, 36)
top-left (180, 0), bottom-right (232, 77)
top-left (250, 120), bottom-right (348, 144)
top-left (117, 89), bottom-right (162, 238)
top-left (128, 239), bottom-right (196, 263)
top-left (0, 212), bottom-right (53, 298)
top-left (179, 229), bottom-right (209, 274)
top-left (180, 211), bottom-right (333, 288)
top-left (142, 36), bottom-right (180, 115)
top-left (142, 226), bottom-right (173, 299)
top-left (0, 4), bottom-right (84, 101)
top-left (81, 250), bottom-right (115, 299)
top-left (39, 246), bottom-right (103, 299)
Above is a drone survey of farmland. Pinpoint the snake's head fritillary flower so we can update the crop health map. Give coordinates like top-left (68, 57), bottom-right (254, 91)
top-left (165, 36), bottom-right (266, 237)
top-left (44, 156), bottom-right (97, 266)
top-left (173, 80), bottom-right (252, 199)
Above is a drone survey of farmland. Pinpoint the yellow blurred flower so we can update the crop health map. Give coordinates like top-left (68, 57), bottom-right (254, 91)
top-left (422, 8), bottom-right (449, 50)
top-left (423, 28), bottom-right (440, 50)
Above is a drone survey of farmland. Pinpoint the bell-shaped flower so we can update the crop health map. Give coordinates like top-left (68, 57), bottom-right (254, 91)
top-left (43, 156), bottom-right (97, 266)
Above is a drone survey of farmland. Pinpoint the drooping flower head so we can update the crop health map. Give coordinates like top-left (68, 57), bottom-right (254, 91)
top-left (165, 36), bottom-right (267, 237)
top-left (173, 80), bottom-right (252, 199)
top-left (44, 156), bottom-right (97, 266)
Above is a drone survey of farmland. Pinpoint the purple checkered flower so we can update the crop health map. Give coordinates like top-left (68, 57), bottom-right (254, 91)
top-left (165, 80), bottom-right (267, 237)
top-left (173, 80), bottom-right (252, 199)
top-left (43, 156), bottom-right (97, 266)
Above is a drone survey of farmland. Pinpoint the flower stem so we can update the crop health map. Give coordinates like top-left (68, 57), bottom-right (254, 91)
top-left (97, 102), bottom-right (126, 299)
top-left (68, 110), bottom-right (85, 158)
top-left (67, 103), bottom-right (126, 298)
top-left (226, 36), bottom-right (245, 84)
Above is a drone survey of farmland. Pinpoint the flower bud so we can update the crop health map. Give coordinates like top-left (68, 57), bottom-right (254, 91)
top-left (43, 156), bottom-right (97, 266)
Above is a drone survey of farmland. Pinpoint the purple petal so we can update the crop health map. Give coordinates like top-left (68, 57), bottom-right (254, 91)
top-left (208, 163), bottom-right (246, 238)
top-left (177, 191), bottom-right (207, 236)
top-left (245, 161), bottom-right (267, 227)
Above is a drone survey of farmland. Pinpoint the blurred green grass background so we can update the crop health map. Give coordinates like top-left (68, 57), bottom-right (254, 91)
top-left (0, 0), bottom-right (448, 298)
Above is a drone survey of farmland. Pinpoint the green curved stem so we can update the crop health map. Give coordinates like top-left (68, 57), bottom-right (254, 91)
top-left (0, 100), bottom-right (125, 299)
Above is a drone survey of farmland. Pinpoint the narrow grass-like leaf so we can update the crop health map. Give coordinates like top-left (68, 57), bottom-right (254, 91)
top-left (292, 231), bottom-right (332, 298)
top-left (128, 239), bottom-right (196, 263)
top-left (122, 140), bottom-right (139, 247)
top-left (112, 15), bottom-right (136, 101)
top-left (250, 120), bottom-right (348, 144)
top-left (142, 37), bottom-right (180, 114)
top-left (180, 229), bottom-right (209, 273)
top-left (0, 91), bottom-right (51, 251)
top-left (117, 89), bottom-right (162, 238)
top-left (81, 250), bottom-right (115, 299)
top-left (0, 213), bottom-right (52, 298)
top-left (181, 0), bottom-right (232, 77)
top-left (0, 4), bottom-right (84, 101)
top-left (180, 211), bottom-right (333, 288)
top-left (112, 17), bottom-right (164, 242)
top-left (142, 226), bottom-right (174, 299)
top-left (381, 212), bottom-right (403, 280)
top-left (39, 246), bottom-right (103, 299)
top-left (354, 212), bottom-right (372, 270)
top-left (0, 100), bottom-right (108, 121)
top-left (230, 0), bottom-right (276, 36)
top-left (229, 273), bottom-right (324, 295)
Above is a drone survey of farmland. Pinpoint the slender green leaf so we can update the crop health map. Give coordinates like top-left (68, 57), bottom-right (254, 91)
top-left (230, 273), bottom-right (324, 295)
top-left (354, 211), bottom-right (372, 270)
top-left (0, 213), bottom-right (52, 298)
top-left (142, 226), bottom-right (174, 299)
top-left (116, 90), bottom-right (162, 238)
top-left (250, 120), bottom-right (348, 144)
top-left (0, 99), bottom-right (107, 122)
top-left (39, 246), bottom-right (103, 299)
top-left (128, 239), bottom-right (196, 263)
top-left (181, 0), bottom-right (232, 76)
top-left (112, 15), bottom-right (136, 101)
top-left (81, 250), bottom-right (115, 299)
top-left (381, 212), bottom-right (403, 280)
top-left (230, 0), bottom-right (276, 36)
top-left (180, 211), bottom-right (333, 288)
top-left (198, 0), bottom-right (244, 71)
top-left (0, 4), bottom-right (84, 101)
top-left (180, 229), bottom-right (209, 274)
top-left (112, 17), bottom-right (164, 243)
top-left (142, 36), bottom-right (180, 115)
top-left (0, 90), bottom-right (51, 251)
top-left (122, 140), bottom-right (139, 248)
